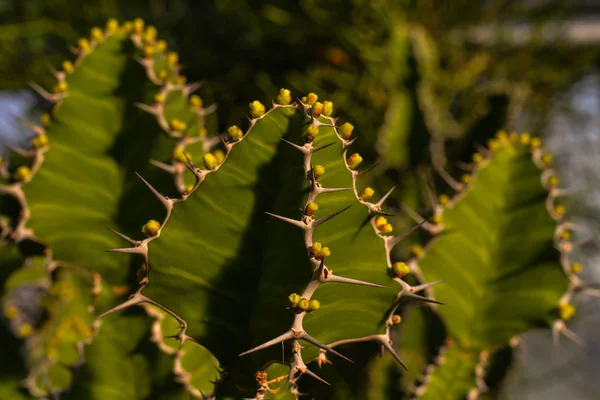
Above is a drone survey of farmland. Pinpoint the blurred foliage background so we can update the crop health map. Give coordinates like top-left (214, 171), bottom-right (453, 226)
top-left (1, 0), bottom-right (600, 399)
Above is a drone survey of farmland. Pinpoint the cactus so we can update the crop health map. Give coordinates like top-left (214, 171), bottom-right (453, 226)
top-left (0, 18), bottom-right (594, 400)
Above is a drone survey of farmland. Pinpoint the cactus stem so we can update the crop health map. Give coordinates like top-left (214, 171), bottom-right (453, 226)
top-left (312, 205), bottom-right (352, 228)
top-left (29, 82), bottom-right (65, 103)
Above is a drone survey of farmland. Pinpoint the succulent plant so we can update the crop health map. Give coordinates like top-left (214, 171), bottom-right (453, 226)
top-left (0, 18), bottom-right (595, 400)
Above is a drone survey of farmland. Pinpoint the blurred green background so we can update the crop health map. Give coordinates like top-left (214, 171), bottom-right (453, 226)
top-left (1, 1), bottom-right (600, 399)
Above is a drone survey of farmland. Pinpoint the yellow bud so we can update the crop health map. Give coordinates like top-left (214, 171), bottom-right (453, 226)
top-left (339, 122), bottom-right (354, 140)
top-left (560, 230), bottom-right (571, 241)
top-left (143, 45), bottom-right (154, 58)
top-left (4, 306), bottom-right (18, 320)
top-left (570, 263), bottom-right (582, 274)
top-left (189, 95), bottom-right (203, 108)
top-left (306, 125), bottom-right (319, 140)
top-left (380, 223), bottom-right (393, 235)
top-left (31, 134), bottom-right (48, 149)
top-left (78, 38), bottom-right (91, 53)
top-left (228, 125), bottom-right (243, 141)
top-left (322, 101), bottom-right (333, 117)
top-left (519, 133), bottom-right (531, 145)
top-left (554, 204), bottom-right (566, 216)
top-left (347, 153), bottom-right (363, 170)
top-left (91, 27), bottom-right (104, 42)
top-left (305, 93), bottom-right (318, 105)
top-left (297, 298), bottom-right (309, 312)
top-left (508, 131), bottom-right (519, 143)
top-left (62, 60), bottom-right (74, 74)
top-left (106, 18), bottom-right (119, 33)
top-left (170, 119), bottom-right (187, 133)
top-left (375, 216), bottom-right (387, 229)
top-left (154, 93), bottom-right (164, 104)
top-left (438, 194), bottom-right (450, 206)
top-left (172, 147), bottom-right (191, 163)
top-left (155, 40), bottom-right (167, 52)
top-left (431, 213), bottom-right (442, 225)
top-left (14, 166), bottom-right (31, 181)
top-left (178, 75), bottom-right (187, 85)
top-left (276, 88), bottom-right (291, 105)
top-left (531, 137), bottom-right (541, 149)
top-left (548, 176), bottom-right (559, 187)
top-left (198, 127), bottom-right (207, 137)
top-left (213, 150), bottom-right (225, 164)
top-left (313, 165), bottom-right (325, 178)
top-left (558, 302), bottom-right (575, 321)
top-left (487, 138), bottom-right (499, 151)
top-left (203, 153), bottom-right (218, 170)
top-left (122, 21), bottom-right (133, 33)
top-left (53, 80), bottom-right (68, 94)
top-left (41, 113), bottom-right (51, 127)
top-left (541, 153), bottom-right (552, 166)
top-left (461, 174), bottom-right (472, 184)
top-left (496, 130), bottom-right (508, 141)
top-left (305, 202), bottom-right (319, 216)
top-left (321, 247), bottom-right (331, 258)
top-left (158, 69), bottom-right (168, 81)
top-left (359, 187), bottom-right (375, 201)
top-left (392, 262), bottom-right (410, 278)
top-left (288, 293), bottom-right (301, 307)
top-left (312, 101), bottom-right (324, 117)
top-left (166, 52), bottom-right (179, 66)
top-left (310, 242), bottom-right (322, 256)
top-left (249, 100), bottom-right (266, 118)
top-left (410, 245), bottom-right (424, 258)
top-left (392, 315), bottom-right (402, 325)
top-left (472, 153), bottom-right (483, 164)
top-left (133, 18), bottom-right (145, 34)
top-left (142, 219), bottom-right (161, 237)
top-left (308, 299), bottom-right (320, 311)
top-left (17, 324), bottom-right (33, 338)
top-left (143, 26), bottom-right (157, 44)
top-left (185, 184), bottom-right (194, 194)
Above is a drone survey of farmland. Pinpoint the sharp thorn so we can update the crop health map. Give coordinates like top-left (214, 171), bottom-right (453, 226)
top-left (379, 338), bottom-right (407, 371)
top-left (184, 81), bottom-right (204, 95)
top-left (376, 186), bottom-right (396, 207)
top-left (110, 229), bottom-right (137, 245)
top-left (280, 138), bottom-right (305, 152)
top-left (301, 333), bottom-right (353, 363)
top-left (105, 246), bottom-right (144, 254)
top-left (319, 187), bottom-right (353, 194)
top-left (302, 368), bottom-right (331, 386)
top-left (135, 102), bottom-right (157, 115)
top-left (403, 291), bottom-right (444, 305)
top-left (149, 159), bottom-right (175, 173)
top-left (238, 331), bottom-right (293, 357)
top-left (387, 220), bottom-right (427, 247)
top-left (311, 142), bottom-right (335, 153)
top-left (96, 295), bottom-right (144, 319)
top-left (265, 212), bottom-right (305, 229)
top-left (358, 162), bottom-right (380, 176)
top-left (412, 280), bottom-right (443, 293)
top-left (325, 273), bottom-right (386, 288)
top-left (135, 172), bottom-right (167, 203)
top-left (313, 205), bottom-right (352, 228)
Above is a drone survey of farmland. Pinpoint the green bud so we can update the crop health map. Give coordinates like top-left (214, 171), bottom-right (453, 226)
top-left (438, 194), bottom-right (450, 206)
top-left (392, 262), bottom-right (410, 278)
top-left (249, 100), bottom-right (266, 118)
top-left (166, 51), bottom-right (178, 66)
top-left (170, 119), bottom-right (187, 133)
top-left (62, 61), bottom-right (74, 74)
top-left (189, 95), bottom-right (203, 108)
top-left (106, 18), bottom-right (119, 33)
top-left (78, 38), bottom-right (91, 53)
top-left (548, 176), bottom-right (559, 187)
top-left (213, 150), bottom-right (225, 164)
top-left (472, 153), bottom-right (483, 164)
top-left (461, 174), bottom-right (472, 184)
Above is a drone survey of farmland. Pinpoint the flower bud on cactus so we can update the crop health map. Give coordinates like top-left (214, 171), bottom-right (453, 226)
top-left (213, 150), bottom-right (225, 164)
top-left (570, 263), bottom-right (582, 274)
top-left (169, 119), bottom-right (187, 133)
top-left (508, 131), bottom-right (519, 143)
top-left (305, 202), bottom-right (318, 217)
top-left (288, 293), bottom-right (301, 307)
top-left (548, 176), bottom-right (559, 187)
top-left (438, 194), bottom-right (450, 206)
top-left (142, 219), bottom-right (161, 237)
top-left (472, 153), bottom-right (483, 164)
top-left (14, 166), bottom-right (31, 181)
top-left (143, 46), bottom-right (154, 58)
top-left (431, 213), bottom-right (443, 225)
top-left (91, 27), bottom-right (104, 42)
top-left (143, 26), bottom-right (157, 44)
top-left (189, 95), bottom-right (203, 108)
top-left (375, 216), bottom-right (387, 229)
top-left (166, 52), bottom-right (178, 66)
top-left (3, 306), bottom-right (17, 320)
top-left (178, 76), bottom-right (187, 85)
top-left (380, 223), bottom-right (393, 235)
top-left (554, 204), bottom-right (566, 216)
top-left (297, 298), bottom-right (309, 312)
top-left (228, 125), bottom-right (243, 141)
top-left (359, 187), bottom-right (375, 201)
top-left (391, 315), bottom-right (402, 325)
top-left (154, 93), bottom-right (164, 104)
top-left (203, 153), bottom-right (218, 170)
top-left (155, 40), bottom-right (167, 52)
top-left (313, 165), bottom-right (325, 179)
top-left (172, 147), bottom-right (191, 163)
top-left (347, 153), bottom-right (363, 170)
top-left (41, 113), bottom-right (51, 127)
top-left (487, 139), bottom-right (499, 152)
top-left (461, 174), bottom-right (472, 184)
top-left (312, 102), bottom-right (324, 117)
top-left (78, 38), bottom-right (91, 53)
top-left (531, 137), bottom-right (541, 149)
top-left (106, 18), bottom-right (119, 33)
top-left (519, 133), bottom-right (531, 145)
top-left (185, 184), bottom-right (194, 194)
top-left (410, 244), bottom-right (424, 258)
top-left (541, 153), bottom-right (552, 166)
top-left (158, 69), bottom-right (168, 81)
top-left (122, 21), bottom-right (133, 33)
top-left (392, 262), bottom-right (410, 278)
top-left (496, 130), bottom-right (508, 141)
top-left (249, 101), bottom-right (266, 118)
top-left (322, 101), bottom-right (333, 117)
top-left (276, 88), bottom-right (291, 105)
top-left (133, 18), bottom-right (145, 34)
top-left (53, 81), bottom-right (68, 94)
top-left (62, 60), bottom-right (74, 74)
top-left (339, 122), bottom-right (354, 140)
top-left (303, 93), bottom-right (318, 105)
top-left (308, 299), bottom-right (320, 312)
top-left (31, 134), bottom-right (48, 149)
top-left (17, 324), bottom-right (33, 338)
top-left (558, 302), bottom-right (575, 321)
top-left (305, 125), bottom-right (319, 141)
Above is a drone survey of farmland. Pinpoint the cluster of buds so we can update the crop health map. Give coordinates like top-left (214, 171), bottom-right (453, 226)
top-left (302, 93), bottom-right (318, 105)
top-left (276, 88), bottom-right (291, 105)
top-left (249, 100), bottom-right (266, 118)
top-left (288, 293), bottom-right (320, 312)
top-left (310, 242), bottom-right (330, 260)
top-left (91, 27), bottom-right (104, 42)
top-left (142, 219), bottom-right (161, 237)
top-left (375, 216), bottom-right (393, 235)
top-left (228, 125), bottom-right (243, 142)
top-left (392, 262), bottom-right (410, 278)
top-left (172, 147), bottom-right (191, 164)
